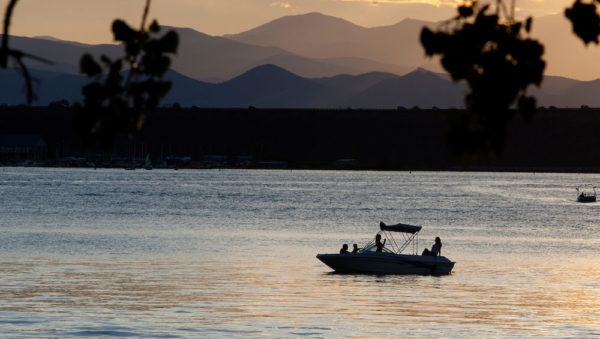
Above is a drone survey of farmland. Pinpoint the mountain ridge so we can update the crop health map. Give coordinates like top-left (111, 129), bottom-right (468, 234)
top-left (3, 64), bottom-right (600, 109)
top-left (12, 11), bottom-right (600, 80)
top-left (224, 12), bottom-right (436, 67)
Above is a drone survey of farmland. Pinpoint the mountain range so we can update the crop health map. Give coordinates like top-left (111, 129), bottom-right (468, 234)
top-left (14, 17), bottom-right (419, 83)
top-left (5, 63), bottom-right (600, 109)
top-left (224, 13), bottom-right (435, 70)
top-left (222, 11), bottom-right (600, 82)
top-left (13, 11), bottom-right (600, 82)
top-left (4, 11), bottom-right (600, 108)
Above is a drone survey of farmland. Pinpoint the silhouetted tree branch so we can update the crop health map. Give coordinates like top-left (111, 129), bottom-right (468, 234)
top-left (2, 0), bottom-right (178, 152)
top-left (566, 0), bottom-right (600, 44)
top-left (73, 0), bottom-right (179, 151)
top-left (1, 0), bottom-right (52, 104)
top-left (141, 0), bottom-right (151, 32)
top-left (420, 0), bottom-right (545, 161)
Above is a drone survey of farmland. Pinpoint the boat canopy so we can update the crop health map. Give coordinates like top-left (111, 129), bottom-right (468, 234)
top-left (379, 221), bottom-right (421, 234)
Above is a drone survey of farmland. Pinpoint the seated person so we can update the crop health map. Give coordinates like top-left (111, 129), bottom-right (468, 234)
top-left (352, 243), bottom-right (359, 253)
top-left (340, 243), bottom-right (349, 254)
top-left (422, 237), bottom-right (442, 256)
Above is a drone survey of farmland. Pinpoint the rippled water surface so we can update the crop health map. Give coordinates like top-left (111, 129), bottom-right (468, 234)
top-left (0, 168), bottom-right (599, 337)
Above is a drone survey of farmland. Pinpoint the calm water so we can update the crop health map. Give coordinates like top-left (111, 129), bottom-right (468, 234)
top-left (0, 168), bottom-right (599, 337)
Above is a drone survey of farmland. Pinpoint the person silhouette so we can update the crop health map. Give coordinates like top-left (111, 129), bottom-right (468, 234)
top-left (340, 243), bottom-right (349, 254)
top-left (352, 244), bottom-right (359, 253)
top-left (375, 234), bottom-right (386, 252)
top-left (422, 237), bottom-right (442, 256)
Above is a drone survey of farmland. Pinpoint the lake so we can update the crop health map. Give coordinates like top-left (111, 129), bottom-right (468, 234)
top-left (0, 168), bottom-right (599, 337)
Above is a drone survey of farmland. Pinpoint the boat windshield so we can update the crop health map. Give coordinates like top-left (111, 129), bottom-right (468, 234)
top-left (362, 244), bottom-right (394, 254)
top-left (577, 185), bottom-right (596, 195)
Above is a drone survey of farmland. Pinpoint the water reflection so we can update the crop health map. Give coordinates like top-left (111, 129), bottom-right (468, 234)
top-left (1, 253), bottom-right (599, 337)
top-left (1, 169), bottom-right (600, 337)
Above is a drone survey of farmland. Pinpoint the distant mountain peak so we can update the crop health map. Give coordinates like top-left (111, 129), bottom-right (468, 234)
top-left (225, 11), bottom-right (364, 41)
top-left (268, 11), bottom-right (356, 24)
top-left (400, 67), bottom-right (445, 81)
top-left (229, 64), bottom-right (305, 83)
top-left (243, 63), bottom-right (290, 74)
top-left (413, 67), bottom-right (432, 73)
top-left (297, 12), bottom-right (329, 18)
top-left (166, 26), bottom-right (211, 38)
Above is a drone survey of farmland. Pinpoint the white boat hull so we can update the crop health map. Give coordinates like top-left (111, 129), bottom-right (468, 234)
top-left (316, 252), bottom-right (455, 275)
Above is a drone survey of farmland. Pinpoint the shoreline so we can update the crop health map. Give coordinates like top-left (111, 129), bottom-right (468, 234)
top-left (3, 163), bottom-right (600, 174)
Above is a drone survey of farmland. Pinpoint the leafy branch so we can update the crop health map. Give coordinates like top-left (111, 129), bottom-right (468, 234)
top-left (73, 0), bottom-right (179, 151)
top-left (420, 0), bottom-right (545, 161)
top-left (2, 0), bottom-right (178, 152)
top-left (1, 0), bottom-right (52, 104)
top-left (566, 0), bottom-right (600, 44)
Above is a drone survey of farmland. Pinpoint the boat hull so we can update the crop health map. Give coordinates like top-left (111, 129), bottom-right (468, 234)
top-left (316, 252), bottom-right (454, 275)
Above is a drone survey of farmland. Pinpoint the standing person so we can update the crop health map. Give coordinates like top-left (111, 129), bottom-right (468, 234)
top-left (422, 237), bottom-right (442, 256)
top-left (375, 234), bottom-right (386, 252)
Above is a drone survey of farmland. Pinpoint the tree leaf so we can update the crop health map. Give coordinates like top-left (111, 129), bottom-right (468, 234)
top-left (565, 1), bottom-right (600, 45)
top-left (112, 20), bottom-right (137, 42)
top-left (80, 54), bottom-right (102, 76)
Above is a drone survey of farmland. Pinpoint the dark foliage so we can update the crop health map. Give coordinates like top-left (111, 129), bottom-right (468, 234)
top-left (420, 1), bottom-right (545, 160)
top-left (566, 0), bottom-right (600, 44)
top-left (73, 15), bottom-right (179, 151)
top-left (2, 0), bottom-right (178, 152)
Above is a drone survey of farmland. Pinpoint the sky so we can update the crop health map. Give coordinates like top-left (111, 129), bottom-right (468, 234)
top-left (2, 0), bottom-right (575, 44)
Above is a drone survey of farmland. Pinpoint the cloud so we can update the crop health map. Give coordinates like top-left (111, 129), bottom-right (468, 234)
top-left (270, 1), bottom-right (292, 8)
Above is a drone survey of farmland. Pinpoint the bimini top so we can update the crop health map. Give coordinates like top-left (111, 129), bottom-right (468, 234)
top-left (379, 221), bottom-right (422, 234)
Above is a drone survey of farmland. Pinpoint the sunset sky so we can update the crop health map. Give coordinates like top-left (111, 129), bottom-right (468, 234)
top-left (3, 0), bottom-right (574, 44)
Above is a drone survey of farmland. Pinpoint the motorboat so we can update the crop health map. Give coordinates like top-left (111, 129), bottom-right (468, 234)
top-left (576, 185), bottom-right (596, 203)
top-left (316, 222), bottom-right (455, 275)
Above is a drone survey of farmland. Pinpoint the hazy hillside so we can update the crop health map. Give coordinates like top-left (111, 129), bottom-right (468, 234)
top-left (225, 13), bottom-right (435, 68)
top-left (162, 70), bottom-right (215, 106)
top-left (168, 27), bottom-right (294, 82)
top-left (10, 36), bottom-right (121, 74)
top-left (209, 64), bottom-right (330, 108)
top-left (3, 63), bottom-right (600, 109)
top-left (559, 79), bottom-right (600, 107)
top-left (314, 72), bottom-right (400, 93)
top-left (227, 11), bottom-right (600, 81)
top-left (346, 68), bottom-right (466, 108)
top-left (166, 26), bottom-right (423, 81)
top-left (11, 30), bottom-right (415, 83)
top-left (0, 67), bottom-right (214, 106)
top-left (239, 54), bottom-right (412, 79)
top-left (0, 68), bottom-right (87, 105)
top-left (531, 14), bottom-right (600, 81)
top-left (0, 65), bottom-right (455, 108)
top-left (14, 12), bottom-right (600, 82)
